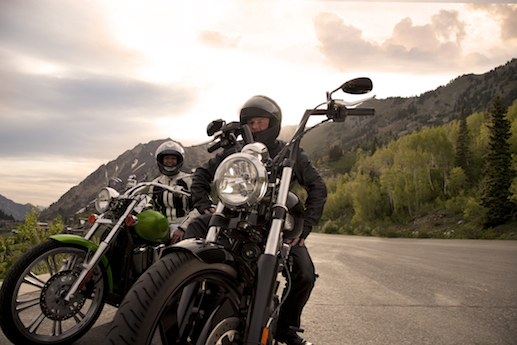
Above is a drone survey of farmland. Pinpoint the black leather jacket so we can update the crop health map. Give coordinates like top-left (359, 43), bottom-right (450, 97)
top-left (191, 140), bottom-right (327, 239)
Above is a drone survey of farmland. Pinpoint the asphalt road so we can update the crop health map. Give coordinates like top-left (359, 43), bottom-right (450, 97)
top-left (1, 234), bottom-right (516, 344)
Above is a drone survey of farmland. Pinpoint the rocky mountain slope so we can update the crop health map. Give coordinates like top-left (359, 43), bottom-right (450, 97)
top-left (298, 59), bottom-right (517, 159)
top-left (0, 194), bottom-right (31, 221)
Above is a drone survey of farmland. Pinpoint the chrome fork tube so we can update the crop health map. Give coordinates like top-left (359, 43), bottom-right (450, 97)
top-left (206, 202), bottom-right (225, 242)
top-left (64, 199), bottom-right (138, 301)
top-left (264, 166), bottom-right (293, 255)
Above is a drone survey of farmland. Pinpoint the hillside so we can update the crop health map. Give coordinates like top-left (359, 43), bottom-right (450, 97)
top-left (300, 59), bottom-right (517, 159)
top-left (0, 194), bottom-right (31, 221)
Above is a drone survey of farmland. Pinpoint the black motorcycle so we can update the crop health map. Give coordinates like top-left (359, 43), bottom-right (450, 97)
top-left (106, 78), bottom-right (375, 345)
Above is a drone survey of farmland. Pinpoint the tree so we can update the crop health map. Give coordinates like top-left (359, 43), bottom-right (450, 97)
top-left (454, 107), bottom-right (473, 182)
top-left (328, 145), bottom-right (343, 162)
top-left (481, 95), bottom-right (516, 226)
top-left (0, 206), bottom-right (63, 278)
top-left (0, 209), bottom-right (15, 221)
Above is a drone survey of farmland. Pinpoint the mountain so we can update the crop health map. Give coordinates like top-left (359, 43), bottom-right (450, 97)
top-left (0, 194), bottom-right (31, 221)
top-left (40, 139), bottom-right (214, 221)
top-left (296, 59), bottom-right (517, 159)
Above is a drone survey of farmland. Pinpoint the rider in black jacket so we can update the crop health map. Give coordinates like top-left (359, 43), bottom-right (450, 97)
top-left (186, 95), bottom-right (327, 345)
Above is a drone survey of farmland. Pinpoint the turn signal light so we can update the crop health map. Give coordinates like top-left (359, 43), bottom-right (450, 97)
top-left (261, 327), bottom-right (269, 344)
top-left (88, 214), bottom-right (98, 224)
top-left (125, 215), bottom-right (138, 227)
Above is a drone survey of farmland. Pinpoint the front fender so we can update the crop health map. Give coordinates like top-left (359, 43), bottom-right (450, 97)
top-left (50, 234), bottom-right (113, 292)
top-left (164, 238), bottom-right (254, 284)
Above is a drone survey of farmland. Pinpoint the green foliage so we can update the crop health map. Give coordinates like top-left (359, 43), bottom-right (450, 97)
top-left (447, 167), bottom-right (467, 197)
top-left (316, 97), bottom-right (517, 239)
top-left (455, 107), bottom-right (474, 182)
top-left (349, 174), bottom-right (385, 224)
top-left (0, 206), bottom-right (63, 279)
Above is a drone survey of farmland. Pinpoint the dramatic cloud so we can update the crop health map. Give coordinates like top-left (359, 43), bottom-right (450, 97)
top-left (0, 0), bottom-right (197, 160)
top-left (0, 69), bottom-right (196, 158)
top-left (0, 0), bottom-right (141, 75)
top-left (430, 9), bottom-right (466, 45)
top-left (467, 4), bottom-right (517, 42)
top-left (314, 10), bottom-right (493, 74)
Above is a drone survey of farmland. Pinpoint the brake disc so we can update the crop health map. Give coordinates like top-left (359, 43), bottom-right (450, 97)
top-left (205, 317), bottom-right (243, 345)
top-left (40, 271), bottom-right (87, 321)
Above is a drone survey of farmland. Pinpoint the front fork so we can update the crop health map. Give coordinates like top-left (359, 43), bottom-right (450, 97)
top-left (64, 199), bottom-right (138, 301)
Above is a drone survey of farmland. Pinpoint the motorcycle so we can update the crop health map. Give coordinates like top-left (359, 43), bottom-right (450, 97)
top-left (106, 78), bottom-right (375, 345)
top-left (0, 178), bottom-right (190, 345)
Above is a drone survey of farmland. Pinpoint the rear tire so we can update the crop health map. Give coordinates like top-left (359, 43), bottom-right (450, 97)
top-left (107, 250), bottom-right (242, 345)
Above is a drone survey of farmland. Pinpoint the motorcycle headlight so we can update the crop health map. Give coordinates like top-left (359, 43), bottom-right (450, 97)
top-left (95, 187), bottom-right (119, 213)
top-left (214, 152), bottom-right (268, 208)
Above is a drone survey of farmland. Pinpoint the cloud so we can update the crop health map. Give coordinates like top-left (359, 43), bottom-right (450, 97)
top-left (313, 10), bottom-right (492, 74)
top-left (0, 69), bottom-right (197, 158)
top-left (431, 9), bottom-right (466, 44)
top-left (0, 0), bottom-right (142, 75)
top-left (0, 0), bottom-right (198, 160)
top-left (467, 4), bottom-right (517, 42)
top-left (198, 30), bottom-right (242, 49)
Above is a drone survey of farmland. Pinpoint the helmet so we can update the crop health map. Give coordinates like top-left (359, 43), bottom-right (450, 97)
top-left (240, 95), bottom-right (282, 148)
top-left (155, 141), bottom-right (185, 176)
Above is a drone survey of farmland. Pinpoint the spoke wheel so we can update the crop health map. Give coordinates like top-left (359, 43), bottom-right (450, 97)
top-left (0, 240), bottom-right (107, 345)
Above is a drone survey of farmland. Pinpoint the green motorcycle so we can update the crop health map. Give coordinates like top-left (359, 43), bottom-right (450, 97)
top-left (0, 180), bottom-right (189, 345)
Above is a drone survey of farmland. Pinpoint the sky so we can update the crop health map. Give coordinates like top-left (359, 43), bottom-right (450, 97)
top-left (0, 0), bottom-right (516, 207)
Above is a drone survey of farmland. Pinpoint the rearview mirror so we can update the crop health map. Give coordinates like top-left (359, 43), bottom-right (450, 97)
top-left (341, 78), bottom-right (373, 95)
top-left (207, 119), bottom-right (225, 136)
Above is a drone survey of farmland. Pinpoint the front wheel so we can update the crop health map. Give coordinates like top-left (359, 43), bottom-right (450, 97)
top-left (0, 240), bottom-right (107, 345)
top-left (107, 250), bottom-right (243, 345)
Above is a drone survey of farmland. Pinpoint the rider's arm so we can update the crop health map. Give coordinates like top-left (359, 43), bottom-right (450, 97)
top-left (191, 164), bottom-right (216, 214)
top-left (294, 147), bottom-right (328, 239)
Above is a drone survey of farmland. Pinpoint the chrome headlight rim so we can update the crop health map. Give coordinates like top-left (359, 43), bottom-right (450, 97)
top-left (214, 152), bottom-right (268, 208)
top-left (95, 187), bottom-right (119, 213)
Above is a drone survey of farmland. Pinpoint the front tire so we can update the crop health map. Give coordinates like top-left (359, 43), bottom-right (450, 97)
top-left (0, 240), bottom-right (107, 345)
top-left (107, 250), bottom-right (243, 345)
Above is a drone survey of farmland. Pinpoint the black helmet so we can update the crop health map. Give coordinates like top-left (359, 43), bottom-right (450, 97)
top-left (155, 141), bottom-right (184, 176)
top-left (240, 95), bottom-right (282, 148)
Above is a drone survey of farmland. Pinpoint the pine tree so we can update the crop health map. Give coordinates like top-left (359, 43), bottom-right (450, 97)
top-left (328, 145), bottom-right (343, 162)
top-left (481, 95), bottom-right (516, 226)
top-left (0, 209), bottom-right (15, 221)
top-left (454, 107), bottom-right (473, 182)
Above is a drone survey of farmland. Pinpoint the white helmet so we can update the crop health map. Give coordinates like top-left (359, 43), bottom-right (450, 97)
top-left (155, 141), bottom-right (185, 176)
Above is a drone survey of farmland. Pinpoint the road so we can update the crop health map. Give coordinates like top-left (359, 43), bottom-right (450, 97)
top-left (1, 234), bottom-right (516, 344)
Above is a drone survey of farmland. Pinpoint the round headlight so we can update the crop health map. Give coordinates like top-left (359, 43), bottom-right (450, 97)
top-left (95, 187), bottom-right (119, 213)
top-left (214, 153), bottom-right (267, 208)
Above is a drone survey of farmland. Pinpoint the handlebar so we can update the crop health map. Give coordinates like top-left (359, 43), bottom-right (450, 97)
top-left (125, 182), bottom-right (191, 197)
top-left (306, 105), bottom-right (375, 123)
top-left (343, 107), bottom-right (375, 116)
top-left (207, 122), bottom-right (254, 153)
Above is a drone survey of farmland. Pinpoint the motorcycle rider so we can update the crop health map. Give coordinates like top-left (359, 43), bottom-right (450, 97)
top-left (150, 141), bottom-right (195, 244)
top-left (186, 95), bottom-right (327, 345)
